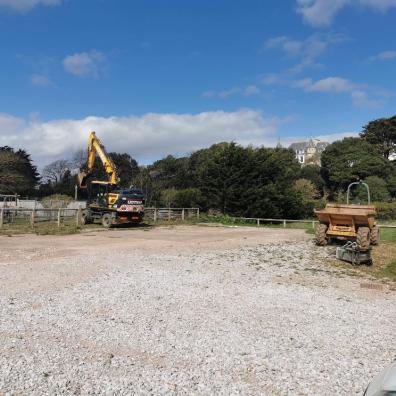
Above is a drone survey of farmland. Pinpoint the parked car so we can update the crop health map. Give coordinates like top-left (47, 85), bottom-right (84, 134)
top-left (364, 361), bottom-right (396, 395)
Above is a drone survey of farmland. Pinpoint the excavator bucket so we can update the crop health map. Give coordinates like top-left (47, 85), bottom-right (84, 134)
top-left (77, 171), bottom-right (88, 189)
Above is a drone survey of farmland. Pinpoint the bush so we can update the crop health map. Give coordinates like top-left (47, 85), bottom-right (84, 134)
top-left (41, 194), bottom-right (73, 208)
top-left (375, 201), bottom-right (396, 220)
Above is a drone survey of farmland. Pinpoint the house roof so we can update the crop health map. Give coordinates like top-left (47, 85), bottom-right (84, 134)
top-left (289, 140), bottom-right (329, 151)
top-left (289, 142), bottom-right (308, 151)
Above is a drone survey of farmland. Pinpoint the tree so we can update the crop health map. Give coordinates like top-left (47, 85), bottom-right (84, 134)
top-left (174, 188), bottom-right (203, 208)
top-left (0, 146), bottom-right (40, 195)
top-left (196, 142), bottom-right (251, 215)
top-left (321, 137), bottom-right (391, 197)
top-left (356, 176), bottom-right (390, 203)
top-left (72, 149), bottom-right (87, 169)
top-left (82, 152), bottom-right (140, 188)
top-left (243, 147), bottom-right (304, 218)
top-left (293, 179), bottom-right (320, 200)
top-left (42, 160), bottom-right (71, 184)
top-left (360, 116), bottom-right (396, 159)
top-left (109, 153), bottom-right (139, 187)
top-left (386, 175), bottom-right (396, 198)
top-left (300, 164), bottom-right (325, 196)
top-left (193, 143), bottom-right (305, 218)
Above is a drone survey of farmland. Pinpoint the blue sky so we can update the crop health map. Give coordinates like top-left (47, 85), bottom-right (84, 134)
top-left (1, 0), bottom-right (396, 166)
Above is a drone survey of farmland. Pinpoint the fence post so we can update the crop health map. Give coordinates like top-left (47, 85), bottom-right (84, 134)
top-left (182, 208), bottom-right (185, 221)
top-left (283, 219), bottom-right (286, 228)
top-left (153, 208), bottom-right (157, 223)
top-left (0, 208), bottom-right (3, 229)
top-left (312, 220), bottom-right (315, 229)
top-left (57, 208), bottom-right (61, 228)
top-left (257, 218), bottom-right (260, 227)
top-left (197, 208), bottom-right (200, 220)
top-left (76, 206), bottom-right (82, 227)
top-left (31, 209), bottom-right (35, 227)
top-left (168, 208), bottom-right (171, 221)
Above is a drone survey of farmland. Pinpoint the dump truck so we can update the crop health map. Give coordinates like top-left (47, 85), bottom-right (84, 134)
top-left (77, 131), bottom-right (145, 228)
top-left (314, 181), bottom-right (379, 249)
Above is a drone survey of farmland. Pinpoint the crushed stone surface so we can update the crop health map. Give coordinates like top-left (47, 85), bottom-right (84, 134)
top-left (0, 226), bottom-right (395, 395)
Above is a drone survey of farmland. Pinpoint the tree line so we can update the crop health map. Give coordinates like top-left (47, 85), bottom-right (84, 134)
top-left (1, 115), bottom-right (396, 219)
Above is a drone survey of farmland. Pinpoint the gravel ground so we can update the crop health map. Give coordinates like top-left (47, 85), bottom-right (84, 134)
top-left (0, 226), bottom-right (395, 395)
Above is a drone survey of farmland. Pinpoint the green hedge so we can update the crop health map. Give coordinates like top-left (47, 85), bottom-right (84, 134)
top-left (374, 202), bottom-right (396, 221)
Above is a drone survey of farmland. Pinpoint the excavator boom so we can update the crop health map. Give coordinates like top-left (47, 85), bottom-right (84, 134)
top-left (77, 131), bottom-right (118, 188)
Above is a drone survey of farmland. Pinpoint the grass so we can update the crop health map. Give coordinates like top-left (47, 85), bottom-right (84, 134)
top-left (0, 221), bottom-right (82, 236)
top-left (378, 260), bottom-right (396, 280)
top-left (193, 214), bottom-right (316, 231)
top-left (378, 227), bottom-right (396, 243)
top-left (325, 227), bottom-right (396, 283)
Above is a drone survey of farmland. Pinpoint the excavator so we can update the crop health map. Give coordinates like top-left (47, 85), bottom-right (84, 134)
top-left (77, 131), bottom-right (145, 228)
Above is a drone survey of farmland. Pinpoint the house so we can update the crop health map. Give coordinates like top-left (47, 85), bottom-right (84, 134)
top-left (289, 139), bottom-right (329, 166)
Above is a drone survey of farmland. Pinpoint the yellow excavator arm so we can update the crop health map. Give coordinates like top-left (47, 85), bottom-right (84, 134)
top-left (77, 131), bottom-right (118, 188)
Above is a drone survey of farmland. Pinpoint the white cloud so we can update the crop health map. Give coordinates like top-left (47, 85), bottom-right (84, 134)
top-left (296, 0), bottom-right (350, 26)
top-left (243, 85), bottom-right (260, 96)
top-left (304, 76), bottom-right (356, 92)
top-left (361, 0), bottom-right (396, 11)
top-left (0, 110), bottom-right (284, 166)
top-left (202, 88), bottom-right (240, 99)
top-left (281, 130), bottom-right (358, 148)
top-left (265, 36), bottom-right (303, 56)
top-left (315, 131), bottom-right (358, 142)
top-left (264, 33), bottom-right (345, 73)
top-left (30, 74), bottom-right (52, 87)
top-left (261, 73), bottom-right (286, 86)
top-left (0, 0), bottom-right (61, 12)
top-left (63, 51), bottom-right (105, 77)
top-left (292, 76), bottom-right (384, 107)
top-left (296, 0), bottom-right (396, 26)
top-left (369, 50), bottom-right (396, 61)
top-left (202, 85), bottom-right (260, 99)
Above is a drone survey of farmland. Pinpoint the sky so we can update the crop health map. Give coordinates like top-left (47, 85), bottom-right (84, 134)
top-left (1, 0), bottom-right (396, 167)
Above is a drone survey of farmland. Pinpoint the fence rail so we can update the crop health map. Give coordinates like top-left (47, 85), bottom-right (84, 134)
top-left (0, 207), bottom-right (83, 229)
top-left (1, 208), bottom-right (395, 229)
top-left (221, 216), bottom-right (396, 229)
top-left (145, 208), bottom-right (200, 222)
top-left (0, 207), bottom-right (200, 229)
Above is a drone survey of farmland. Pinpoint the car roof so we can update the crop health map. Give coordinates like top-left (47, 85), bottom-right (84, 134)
top-left (366, 362), bottom-right (396, 395)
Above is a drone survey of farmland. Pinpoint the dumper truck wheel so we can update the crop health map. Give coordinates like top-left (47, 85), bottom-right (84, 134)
top-left (357, 227), bottom-right (370, 250)
top-left (370, 226), bottom-right (380, 246)
top-left (315, 223), bottom-right (328, 246)
top-left (101, 213), bottom-right (113, 228)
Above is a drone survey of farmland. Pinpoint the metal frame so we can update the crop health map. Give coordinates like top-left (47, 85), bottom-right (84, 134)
top-left (347, 181), bottom-right (371, 204)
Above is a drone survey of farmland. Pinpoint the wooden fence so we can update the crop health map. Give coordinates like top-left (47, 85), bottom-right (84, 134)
top-left (145, 208), bottom-right (200, 222)
top-left (0, 207), bottom-right (200, 229)
top-left (0, 207), bottom-right (83, 229)
top-left (220, 216), bottom-right (396, 229)
top-left (1, 207), bottom-right (394, 229)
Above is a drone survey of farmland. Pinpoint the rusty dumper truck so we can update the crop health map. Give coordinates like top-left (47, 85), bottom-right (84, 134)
top-left (314, 182), bottom-right (379, 249)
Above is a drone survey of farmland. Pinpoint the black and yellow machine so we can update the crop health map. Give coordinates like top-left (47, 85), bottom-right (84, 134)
top-left (77, 131), bottom-right (145, 228)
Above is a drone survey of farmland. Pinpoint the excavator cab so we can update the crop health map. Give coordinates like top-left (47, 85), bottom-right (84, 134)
top-left (87, 182), bottom-right (113, 207)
